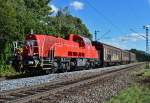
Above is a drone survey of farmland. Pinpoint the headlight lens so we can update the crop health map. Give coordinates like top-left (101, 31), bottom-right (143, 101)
top-left (28, 61), bottom-right (34, 64)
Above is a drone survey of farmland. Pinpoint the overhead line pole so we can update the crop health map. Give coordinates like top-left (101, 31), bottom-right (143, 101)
top-left (94, 30), bottom-right (100, 41)
top-left (143, 25), bottom-right (149, 54)
top-left (143, 25), bottom-right (149, 68)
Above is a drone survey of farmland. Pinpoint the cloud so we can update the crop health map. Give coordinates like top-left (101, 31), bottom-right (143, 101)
top-left (100, 32), bottom-right (146, 50)
top-left (50, 4), bottom-right (59, 14)
top-left (70, 1), bottom-right (84, 10)
top-left (119, 33), bottom-right (145, 42)
top-left (101, 38), bottom-right (128, 49)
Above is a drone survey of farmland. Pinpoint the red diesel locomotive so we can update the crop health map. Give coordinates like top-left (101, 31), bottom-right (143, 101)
top-left (16, 34), bottom-right (99, 73)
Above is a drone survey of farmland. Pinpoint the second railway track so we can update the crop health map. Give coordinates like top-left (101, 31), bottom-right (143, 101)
top-left (0, 62), bottom-right (145, 103)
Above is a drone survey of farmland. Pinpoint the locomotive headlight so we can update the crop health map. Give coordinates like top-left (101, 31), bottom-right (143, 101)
top-left (34, 59), bottom-right (39, 65)
top-left (28, 61), bottom-right (34, 65)
top-left (33, 56), bottom-right (39, 65)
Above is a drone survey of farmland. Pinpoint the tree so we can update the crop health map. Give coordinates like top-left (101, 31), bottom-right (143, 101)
top-left (47, 7), bottom-right (92, 38)
top-left (0, 0), bottom-right (52, 65)
top-left (0, 0), bottom-right (18, 64)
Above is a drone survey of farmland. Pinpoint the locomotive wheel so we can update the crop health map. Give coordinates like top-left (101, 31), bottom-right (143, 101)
top-left (60, 62), bottom-right (70, 72)
top-left (45, 62), bottom-right (58, 74)
top-left (52, 62), bottom-right (58, 73)
top-left (85, 61), bottom-right (90, 69)
top-left (60, 63), bottom-right (66, 72)
top-left (66, 62), bottom-right (70, 72)
top-left (91, 62), bottom-right (96, 69)
top-left (45, 69), bottom-right (51, 74)
top-left (45, 68), bottom-right (56, 74)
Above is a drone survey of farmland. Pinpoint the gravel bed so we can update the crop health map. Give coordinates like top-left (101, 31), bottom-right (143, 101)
top-left (0, 63), bottom-right (142, 92)
top-left (30, 64), bottom-right (145, 103)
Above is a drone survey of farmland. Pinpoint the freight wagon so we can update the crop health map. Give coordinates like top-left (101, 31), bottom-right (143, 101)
top-left (92, 41), bottom-right (122, 66)
top-left (129, 52), bottom-right (136, 63)
top-left (121, 50), bottom-right (130, 64)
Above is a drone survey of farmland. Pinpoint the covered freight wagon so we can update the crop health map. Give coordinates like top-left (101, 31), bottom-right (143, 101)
top-left (121, 50), bottom-right (130, 64)
top-left (129, 52), bottom-right (136, 63)
top-left (92, 41), bottom-right (122, 66)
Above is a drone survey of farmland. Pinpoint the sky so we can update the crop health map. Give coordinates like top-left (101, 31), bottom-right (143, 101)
top-left (49, 0), bottom-right (150, 51)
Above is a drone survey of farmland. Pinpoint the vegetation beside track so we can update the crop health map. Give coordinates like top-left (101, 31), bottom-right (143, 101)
top-left (0, 65), bottom-right (32, 78)
top-left (108, 84), bottom-right (150, 103)
top-left (107, 66), bottom-right (150, 103)
top-left (0, 65), bottom-right (18, 77)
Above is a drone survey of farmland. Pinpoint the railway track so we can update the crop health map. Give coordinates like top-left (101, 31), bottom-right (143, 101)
top-left (0, 63), bottom-right (145, 103)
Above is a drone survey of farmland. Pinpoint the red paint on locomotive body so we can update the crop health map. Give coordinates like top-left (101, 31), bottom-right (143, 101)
top-left (23, 34), bottom-right (98, 59)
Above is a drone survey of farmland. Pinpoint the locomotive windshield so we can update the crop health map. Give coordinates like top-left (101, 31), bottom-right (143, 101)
top-left (25, 40), bottom-right (36, 47)
top-left (81, 37), bottom-right (92, 45)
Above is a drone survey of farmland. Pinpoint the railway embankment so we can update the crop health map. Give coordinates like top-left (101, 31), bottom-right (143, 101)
top-left (0, 63), bottom-right (143, 92)
top-left (0, 62), bottom-right (146, 103)
top-left (28, 63), bottom-right (146, 103)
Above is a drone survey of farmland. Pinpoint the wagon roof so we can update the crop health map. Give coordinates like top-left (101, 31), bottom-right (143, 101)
top-left (92, 41), bottom-right (122, 50)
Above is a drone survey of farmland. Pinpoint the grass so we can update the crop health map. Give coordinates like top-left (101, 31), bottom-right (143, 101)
top-left (108, 84), bottom-right (150, 103)
top-left (142, 70), bottom-right (150, 78)
top-left (0, 65), bottom-right (37, 79)
top-left (0, 65), bottom-right (19, 77)
top-left (108, 65), bottom-right (150, 103)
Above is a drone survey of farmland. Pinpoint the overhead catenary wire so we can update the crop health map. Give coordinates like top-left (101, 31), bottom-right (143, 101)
top-left (85, 0), bottom-right (126, 35)
top-left (130, 28), bottom-right (146, 38)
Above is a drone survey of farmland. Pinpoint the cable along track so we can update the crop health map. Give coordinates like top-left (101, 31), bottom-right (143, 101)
top-left (0, 63), bottom-right (145, 103)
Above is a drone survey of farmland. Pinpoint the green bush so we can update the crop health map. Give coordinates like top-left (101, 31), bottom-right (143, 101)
top-left (0, 65), bottom-right (17, 77)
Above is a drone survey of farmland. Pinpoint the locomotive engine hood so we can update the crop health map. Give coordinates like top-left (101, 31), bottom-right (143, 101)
top-left (23, 34), bottom-right (57, 58)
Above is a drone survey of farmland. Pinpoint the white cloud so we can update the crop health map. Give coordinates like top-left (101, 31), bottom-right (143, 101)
top-left (100, 32), bottom-right (146, 50)
top-left (70, 1), bottom-right (84, 10)
top-left (101, 39), bottom-right (127, 49)
top-left (119, 33), bottom-right (145, 42)
top-left (50, 4), bottom-right (59, 14)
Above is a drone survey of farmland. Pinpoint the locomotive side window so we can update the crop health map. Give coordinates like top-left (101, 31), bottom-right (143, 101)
top-left (68, 51), bottom-right (72, 56)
